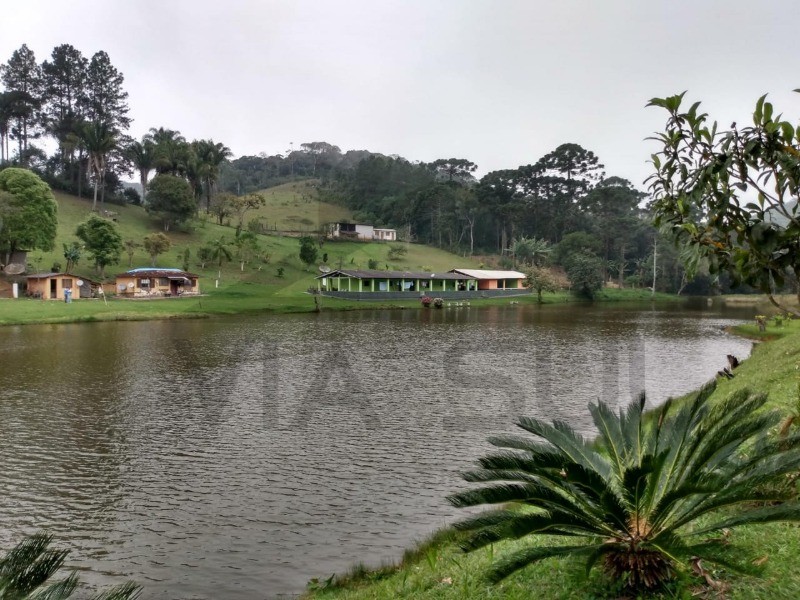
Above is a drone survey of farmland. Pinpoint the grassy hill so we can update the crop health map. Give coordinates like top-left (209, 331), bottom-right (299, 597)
top-left (0, 185), bottom-right (482, 323)
top-left (248, 180), bottom-right (353, 232)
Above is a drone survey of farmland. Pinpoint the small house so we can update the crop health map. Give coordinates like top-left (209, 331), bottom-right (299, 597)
top-left (330, 222), bottom-right (397, 241)
top-left (449, 269), bottom-right (527, 290)
top-left (26, 272), bottom-right (99, 299)
top-left (373, 228), bottom-right (397, 241)
top-left (116, 268), bottom-right (200, 297)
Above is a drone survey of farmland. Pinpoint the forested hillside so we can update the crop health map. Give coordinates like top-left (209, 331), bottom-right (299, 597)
top-left (0, 42), bottom-right (763, 296)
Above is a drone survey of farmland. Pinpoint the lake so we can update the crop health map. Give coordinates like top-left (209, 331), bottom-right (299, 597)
top-left (0, 301), bottom-right (754, 598)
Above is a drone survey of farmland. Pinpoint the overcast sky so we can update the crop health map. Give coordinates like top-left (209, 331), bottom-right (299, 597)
top-left (4, 0), bottom-right (800, 188)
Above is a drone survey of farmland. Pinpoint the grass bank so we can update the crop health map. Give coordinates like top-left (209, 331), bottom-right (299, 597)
top-left (0, 286), bottom-right (680, 327)
top-left (303, 320), bottom-right (800, 600)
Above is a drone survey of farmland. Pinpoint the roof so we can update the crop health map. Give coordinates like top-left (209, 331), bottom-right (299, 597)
top-left (450, 268), bottom-right (527, 279)
top-left (117, 268), bottom-right (199, 278)
top-left (316, 269), bottom-right (473, 280)
top-left (26, 272), bottom-right (99, 283)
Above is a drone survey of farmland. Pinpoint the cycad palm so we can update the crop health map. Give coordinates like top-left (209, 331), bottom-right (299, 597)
top-left (448, 384), bottom-right (800, 591)
top-left (0, 532), bottom-right (140, 599)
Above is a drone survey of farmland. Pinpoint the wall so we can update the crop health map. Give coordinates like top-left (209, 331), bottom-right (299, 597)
top-left (319, 289), bottom-right (530, 301)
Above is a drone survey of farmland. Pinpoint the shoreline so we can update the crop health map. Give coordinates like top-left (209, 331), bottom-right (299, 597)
top-left (0, 287), bottom-right (682, 327)
top-left (301, 318), bottom-right (800, 599)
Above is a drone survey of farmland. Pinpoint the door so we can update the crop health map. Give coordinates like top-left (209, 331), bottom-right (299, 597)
top-left (50, 279), bottom-right (57, 299)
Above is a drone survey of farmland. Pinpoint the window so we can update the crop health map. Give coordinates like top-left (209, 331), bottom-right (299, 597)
top-left (61, 278), bottom-right (72, 289)
top-left (158, 278), bottom-right (169, 287)
top-left (139, 278), bottom-right (150, 289)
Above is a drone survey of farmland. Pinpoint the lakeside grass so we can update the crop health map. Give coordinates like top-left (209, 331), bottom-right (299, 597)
top-left (0, 286), bottom-right (681, 327)
top-left (303, 320), bottom-right (800, 600)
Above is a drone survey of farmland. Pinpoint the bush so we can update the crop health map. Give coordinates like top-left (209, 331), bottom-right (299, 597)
top-left (387, 244), bottom-right (408, 260)
top-left (564, 252), bottom-right (603, 298)
top-left (367, 258), bottom-right (379, 269)
top-left (420, 296), bottom-right (432, 308)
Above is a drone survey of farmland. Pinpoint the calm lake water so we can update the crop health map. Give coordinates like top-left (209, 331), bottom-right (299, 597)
top-left (0, 301), bottom-right (753, 598)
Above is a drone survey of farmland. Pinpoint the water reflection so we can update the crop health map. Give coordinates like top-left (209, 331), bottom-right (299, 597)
top-left (0, 303), bottom-right (753, 598)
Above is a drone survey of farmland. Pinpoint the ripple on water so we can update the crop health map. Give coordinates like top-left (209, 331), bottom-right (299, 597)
top-left (0, 305), bottom-right (752, 598)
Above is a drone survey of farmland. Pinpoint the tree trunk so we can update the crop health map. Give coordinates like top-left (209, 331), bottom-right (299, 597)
top-left (140, 171), bottom-right (148, 205)
top-left (91, 179), bottom-right (99, 212)
top-left (767, 292), bottom-right (800, 317)
top-left (78, 156), bottom-right (84, 198)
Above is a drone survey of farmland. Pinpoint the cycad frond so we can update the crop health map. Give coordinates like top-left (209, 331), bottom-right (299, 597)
top-left (0, 533), bottom-right (140, 600)
top-left (486, 544), bottom-right (594, 584)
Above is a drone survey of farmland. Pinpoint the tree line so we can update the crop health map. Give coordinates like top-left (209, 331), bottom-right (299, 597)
top-left (5, 43), bottom-right (790, 298)
top-left (0, 43), bottom-right (232, 224)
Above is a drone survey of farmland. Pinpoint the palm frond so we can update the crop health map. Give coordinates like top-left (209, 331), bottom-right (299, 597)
top-left (0, 533), bottom-right (72, 599)
top-left (692, 502), bottom-right (800, 536)
top-left (90, 580), bottom-right (142, 600)
top-left (486, 544), bottom-right (593, 583)
top-left (516, 416), bottom-right (612, 479)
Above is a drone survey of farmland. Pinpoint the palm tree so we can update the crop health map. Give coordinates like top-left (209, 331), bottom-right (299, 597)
top-left (193, 139), bottom-right (232, 212)
top-left (147, 127), bottom-right (188, 176)
top-left (124, 138), bottom-right (155, 205)
top-left (0, 532), bottom-right (140, 599)
top-left (512, 237), bottom-right (551, 268)
top-left (449, 383), bottom-right (800, 592)
top-left (209, 236), bottom-right (232, 267)
top-left (183, 148), bottom-right (204, 210)
top-left (81, 120), bottom-right (117, 211)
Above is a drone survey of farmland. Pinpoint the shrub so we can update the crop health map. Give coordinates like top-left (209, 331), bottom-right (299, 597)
top-left (564, 252), bottom-right (603, 298)
top-left (449, 383), bottom-right (800, 593)
top-left (433, 297), bottom-right (444, 309)
top-left (420, 296), bottom-right (432, 308)
top-left (367, 258), bottom-right (379, 270)
top-left (387, 244), bottom-right (408, 260)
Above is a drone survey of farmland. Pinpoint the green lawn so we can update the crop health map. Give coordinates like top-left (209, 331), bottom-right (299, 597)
top-left (303, 320), bottom-right (800, 600)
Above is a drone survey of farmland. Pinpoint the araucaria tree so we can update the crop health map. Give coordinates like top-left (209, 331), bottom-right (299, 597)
top-left (76, 214), bottom-right (122, 276)
top-left (648, 92), bottom-right (800, 314)
top-left (449, 384), bottom-right (800, 593)
top-left (0, 168), bottom-right (57, 264)
top-left (0, 44), bottom-right (42, 166)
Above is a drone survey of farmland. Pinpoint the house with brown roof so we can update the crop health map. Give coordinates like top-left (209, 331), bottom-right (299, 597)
top-left (26, 272), bottom-right (102, 299)
top-left (115, 268), bottom-right (200, 297)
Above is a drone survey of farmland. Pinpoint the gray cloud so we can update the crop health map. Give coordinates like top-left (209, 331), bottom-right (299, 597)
top-left (5, 0), bottom-right (800, 188)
